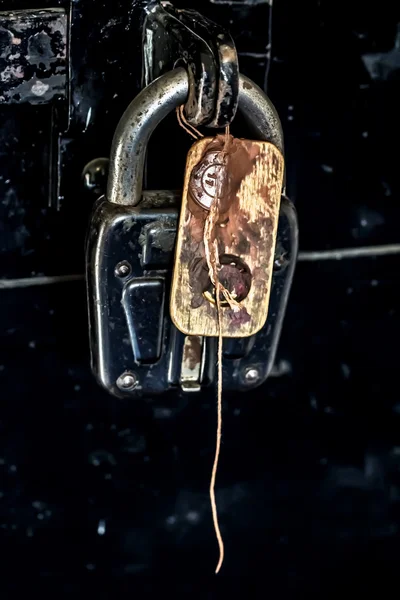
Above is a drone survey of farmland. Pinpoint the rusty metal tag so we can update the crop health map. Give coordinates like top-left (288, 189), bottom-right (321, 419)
top-left (170, 135), bottom-right (284, 338)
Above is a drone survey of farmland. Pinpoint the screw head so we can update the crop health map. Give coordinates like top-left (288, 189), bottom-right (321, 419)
top-left (82, 157), bottom-right (109, 195)
top-left (244, 367), bottom-right (260, 384)
top-left (116, 371), bottom-right (138, 391)
top-left (274, 252), bottom-right (289, 271)
top-left (114, 261), bottom-right (131, 278)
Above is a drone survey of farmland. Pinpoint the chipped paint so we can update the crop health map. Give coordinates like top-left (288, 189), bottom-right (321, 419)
top-left (31, 80), bottom-right (49, 97)
top-left (0, 8), bottom-right (67, 105)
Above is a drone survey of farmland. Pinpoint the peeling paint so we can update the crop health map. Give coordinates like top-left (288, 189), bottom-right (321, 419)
top-left (31, 80), bottom-right (49, 96)
top-left (0, 8), bottom-right (67, 105)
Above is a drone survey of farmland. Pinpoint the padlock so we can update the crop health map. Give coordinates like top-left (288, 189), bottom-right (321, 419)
top-left (85, 67), bottom-right (298, 397)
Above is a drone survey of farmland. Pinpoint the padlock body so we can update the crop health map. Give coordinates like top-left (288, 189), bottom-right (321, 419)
top-left (86, 193), bottom-right (297, 396)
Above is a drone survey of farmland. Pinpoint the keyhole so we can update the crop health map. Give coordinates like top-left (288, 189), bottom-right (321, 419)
top-left (203, 255), bottom-right (252, 306)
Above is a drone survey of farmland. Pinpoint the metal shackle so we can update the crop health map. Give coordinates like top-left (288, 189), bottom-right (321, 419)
top-left (107, 67), bottom-right (284, 206)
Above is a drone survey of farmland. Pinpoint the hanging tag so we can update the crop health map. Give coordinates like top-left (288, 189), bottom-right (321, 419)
top-left (170, 134), bottom-right (284, 338)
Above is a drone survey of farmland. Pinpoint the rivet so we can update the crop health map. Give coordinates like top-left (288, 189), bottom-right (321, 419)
top-left (116, 371), bottom-right (138, 391)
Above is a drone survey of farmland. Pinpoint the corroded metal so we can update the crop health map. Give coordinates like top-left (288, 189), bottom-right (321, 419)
top-left (0, 8), bottom-right (68, 106)
top-left (142, 0), bottom-right (238, 127)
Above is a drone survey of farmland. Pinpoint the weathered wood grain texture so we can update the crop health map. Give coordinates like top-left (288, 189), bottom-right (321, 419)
top-left (170, 135), bottom-right (284, 338)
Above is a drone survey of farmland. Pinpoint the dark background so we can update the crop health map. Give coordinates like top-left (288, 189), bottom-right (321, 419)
top-left (1, 0), bottom-right (400, 595)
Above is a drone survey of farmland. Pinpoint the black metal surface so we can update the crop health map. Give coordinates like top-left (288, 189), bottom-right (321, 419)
top-left (1, 0), bottom-right (400, 593)
top-left (86, 195), bottom-right (178, 396)
top-left (0, 6), bottom-right (68, 212)
top-left (143, 0), bottom-right (238, 127)
top-left (0, 0), bottom-right (145, 265)
top-left (163, 3), bottom-right (239, 128)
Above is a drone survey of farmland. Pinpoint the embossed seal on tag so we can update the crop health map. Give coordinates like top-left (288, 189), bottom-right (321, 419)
top-left (189, 150), bottom-right (226, 210)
